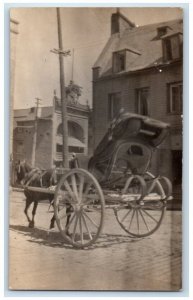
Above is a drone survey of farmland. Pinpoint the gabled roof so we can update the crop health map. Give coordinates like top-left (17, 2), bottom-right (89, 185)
top-left (94, 18), bottom-right (183, 77)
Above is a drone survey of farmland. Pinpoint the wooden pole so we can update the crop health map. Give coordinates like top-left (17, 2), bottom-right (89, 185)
top-left (71, 48), bottom-right (74, 82)
top-left (31, 97), bottom-right (41, 167)
top-left (56, 7), bottom-right (69, 168)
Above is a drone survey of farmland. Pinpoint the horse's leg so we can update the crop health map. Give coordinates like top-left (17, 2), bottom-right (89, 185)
top-left (49, 203), bottom-right (72, 236)
top-left (49, 214), bottom-right (55, 229)
top-left (24, 197), bottom-right (33, 224)
top-left (29, 201), bottom-right (38, 228)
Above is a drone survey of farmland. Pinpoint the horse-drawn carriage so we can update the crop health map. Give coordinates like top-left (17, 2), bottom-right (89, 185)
top-left (17, 111), bottom-right (172, 248)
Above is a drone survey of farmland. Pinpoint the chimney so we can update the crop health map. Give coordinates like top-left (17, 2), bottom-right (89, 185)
top-left (111, 9), bottom-right (135, 35)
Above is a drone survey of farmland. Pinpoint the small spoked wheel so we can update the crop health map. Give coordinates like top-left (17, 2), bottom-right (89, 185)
top-left (114, 173), bottom-right (167, 237)
top-left (54, 168), bottom-right (105, 248)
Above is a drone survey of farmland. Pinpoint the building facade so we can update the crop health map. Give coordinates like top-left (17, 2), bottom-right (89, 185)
top-left (92, 12), bottom-right (183, 188)
top-left (10, 18), bottom-right (19, 157)
top-left (13, 94), bottom-right (90, 169)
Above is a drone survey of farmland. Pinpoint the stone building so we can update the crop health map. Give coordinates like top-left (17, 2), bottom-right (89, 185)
top-left (92, 11), bottom-right (183, 189)
top-left (13, 94), bottom-right (90, 169)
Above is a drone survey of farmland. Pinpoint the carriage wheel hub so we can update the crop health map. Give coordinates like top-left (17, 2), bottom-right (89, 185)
top-left (74, 204), bottom-right (82, 212)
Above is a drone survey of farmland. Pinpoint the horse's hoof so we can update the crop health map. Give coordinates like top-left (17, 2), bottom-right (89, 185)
top-left (29, 221), bottom-right (34, 228)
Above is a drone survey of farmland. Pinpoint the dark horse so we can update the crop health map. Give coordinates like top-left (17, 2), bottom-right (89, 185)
top-left (15, 160), bottom-right (58, 229)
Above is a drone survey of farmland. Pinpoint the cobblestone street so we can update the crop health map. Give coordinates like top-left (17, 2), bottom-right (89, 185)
top-left (9, 190), bottom-right (182, 291)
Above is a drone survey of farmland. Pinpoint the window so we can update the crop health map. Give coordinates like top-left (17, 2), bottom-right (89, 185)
top-left (163, 34), bottom-right (182, 61)
top-left (17, 127), bottom-right (23, 133)
top-left (136, 87), bottom-right (149, 116)
top-left (168, 82), bottom-right (182, 114)
top-left (56, 144), bottom-right (63, 152)
top-left (157, 26), bottom-right (168, 38)
top-left (69, 146), bottom-right (84, 153)
top-left (108, 93), bottom-right (122, 121)
top-left (113, 50), bottom-right (126, 73)
top-left (30, 107), bottom-right (35, 113)
top-left (16, 141), bottom-right (24, 154)
top-left (57, 121), bottom-right (84, 142)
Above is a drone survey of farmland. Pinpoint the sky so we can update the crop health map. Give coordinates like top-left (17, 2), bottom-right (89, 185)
top-left (11, 7), bottom-right (183, 109)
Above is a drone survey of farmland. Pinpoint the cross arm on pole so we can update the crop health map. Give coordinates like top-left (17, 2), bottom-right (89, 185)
top-left (50, 48), bottom-right (71, 56)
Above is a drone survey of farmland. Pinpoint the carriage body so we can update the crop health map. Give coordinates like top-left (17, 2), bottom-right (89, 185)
top-left (88, 112), bottom-right (169, 187)
top-left (23, 111), bottom-right (173, 248)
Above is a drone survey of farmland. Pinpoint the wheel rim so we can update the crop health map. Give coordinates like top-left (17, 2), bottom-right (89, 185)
top-left (54, 169), bottom-right (105, 248)
top-left (114, 173), bottom-right (166, 237)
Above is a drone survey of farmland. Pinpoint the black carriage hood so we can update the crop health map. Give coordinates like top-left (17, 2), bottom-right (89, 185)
top-left (93, 112), bottom-right (170, 157)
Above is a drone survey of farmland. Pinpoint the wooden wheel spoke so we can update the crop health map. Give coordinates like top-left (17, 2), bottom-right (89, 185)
top-left (128, 209), bottom-right (136, 231)
top-left (78, 174), bottom-right (84, 201)
top-left (81, 213), bottom-right (93, 241)
top-left (120, 207), bottom-right (132, 223)
top-left (114, 172), bottom-right (166, 238)
top-left (79, 214), bottom-right (84, 244)
top-left (140, 208), bottom-right (159, 224)
top-left (83, 211), bottom-right (99, 229)
top-left (55, 169), bottom-right (104, 248)
top-left (63, 180), bottom-right (75, 200)
top-left (138, 209), bottom-right (150, 232)
top-left (71, 174), bottom-right (79, 201)
top-left (136, 209), bottom-right (140, 234)
top-left (65, 212), bottom-right (76, 231)
top-left (72, 213), bottom-right (79, 242)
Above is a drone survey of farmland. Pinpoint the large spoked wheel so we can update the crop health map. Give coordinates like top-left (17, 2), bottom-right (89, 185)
top-left (54, 168), bottom-right (105, 248)
top-left (114, 173), bottom-right (167, 237)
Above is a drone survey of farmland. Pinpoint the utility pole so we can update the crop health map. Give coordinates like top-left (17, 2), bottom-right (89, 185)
top-left (56, 7), bottom-right (69, 168)
top-left (31, 97), bottom-right (42, 167)
top-left (71, 48), bottom-right (74, 82)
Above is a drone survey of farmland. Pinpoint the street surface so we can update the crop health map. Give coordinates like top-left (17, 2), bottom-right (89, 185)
top-left (9, 190), bottom-right (182, 291)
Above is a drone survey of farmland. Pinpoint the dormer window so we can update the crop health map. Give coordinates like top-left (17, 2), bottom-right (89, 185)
top-left (157, 26), bottom-right (168, 38)
top-left (113, 50), bottom-right (126, 73)
top-left (162, 33), bottom-right (183, 61)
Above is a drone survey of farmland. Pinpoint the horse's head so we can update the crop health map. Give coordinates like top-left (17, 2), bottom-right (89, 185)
top-left (15, 160), bottom-right (32, 185)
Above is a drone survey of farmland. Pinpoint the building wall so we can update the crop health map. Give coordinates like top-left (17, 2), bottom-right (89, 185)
top-left (53, 107), bottom-right (89, 164)
top-left (10, 19), bottom-right (19, 158)
top-left (13, 126), bottom-right (34, 163)
top-left (93, 63), bottom-right (182, 181)
top-left (35, 119), bottom-right (53, 169)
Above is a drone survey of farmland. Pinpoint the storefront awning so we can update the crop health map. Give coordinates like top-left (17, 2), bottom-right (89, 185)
top-left (68, 137), bottom-right (85, 148)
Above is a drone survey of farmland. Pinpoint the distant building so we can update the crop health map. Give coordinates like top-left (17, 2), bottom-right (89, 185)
top-left (92, 11), bottom-right (182, 188)
top-left (10, 18), bottom-right (19, 158)
top-left (13, 93), bottom-right (90, 169)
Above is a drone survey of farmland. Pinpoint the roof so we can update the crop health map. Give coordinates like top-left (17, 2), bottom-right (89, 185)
top-left (94, 18), bottom-right (183, 77)
top-left (14, 102), bottom-right (89, 123)
top-left (14, 106), bottom-right (53, 122)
